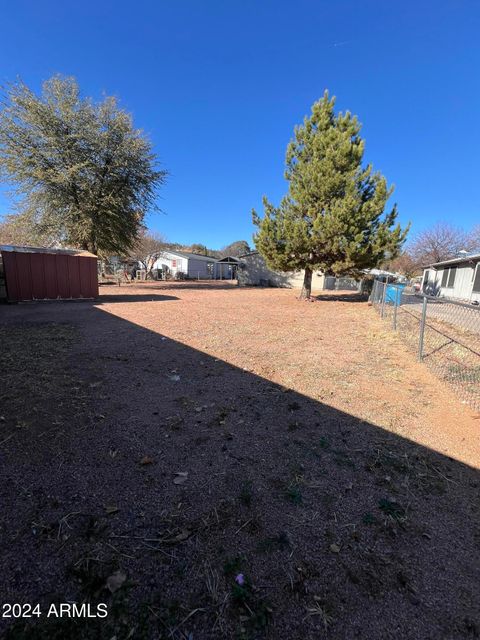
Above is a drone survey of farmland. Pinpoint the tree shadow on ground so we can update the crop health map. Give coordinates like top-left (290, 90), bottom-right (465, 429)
top-left (103, 281), bottom-right (239, 292)
top-left (0, 302), bottom-right (478, 640)
top-left (95, 293), bottom-right (179, 304)
top-left (314, 292), bottom-right (368, 303)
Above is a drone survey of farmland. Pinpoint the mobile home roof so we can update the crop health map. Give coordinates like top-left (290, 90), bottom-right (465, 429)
top-left (425, 253), bottom-right (480, 269)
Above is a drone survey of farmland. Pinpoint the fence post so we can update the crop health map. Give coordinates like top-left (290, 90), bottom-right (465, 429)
top-left (393, 286), bottom-right (399, 330)
top-left (418, 296), bottom-right (428, 360)
top-left (380, 281), bottom-right (387, 318)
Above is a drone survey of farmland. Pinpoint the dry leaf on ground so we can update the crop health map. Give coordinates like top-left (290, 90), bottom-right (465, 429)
top-left (106, 570), bottom-right (126, 593)
top-left (104, 505), bottom-right (119, 514)
top-left (173, 471), bottom-right (188, 484)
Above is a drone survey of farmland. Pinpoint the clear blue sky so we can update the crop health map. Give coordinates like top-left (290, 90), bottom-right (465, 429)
top-left (0, 0), bottom-right (479, 249)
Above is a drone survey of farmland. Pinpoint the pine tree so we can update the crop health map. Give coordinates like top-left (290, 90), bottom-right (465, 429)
top-left (253, 91), bottom-right (408, 298)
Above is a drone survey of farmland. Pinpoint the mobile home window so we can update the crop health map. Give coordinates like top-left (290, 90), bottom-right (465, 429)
top-left (473, 265), bottom-right (480, 293)
top-left (447, 266), bottom-right (457, 288)
top-left (440, 266), bottom-right (457, 288)
top-left (422, 270), bottom-right (430, 291)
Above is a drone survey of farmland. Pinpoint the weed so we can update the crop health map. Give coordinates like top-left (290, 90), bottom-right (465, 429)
top-left (204, 564), bottom-right (228, 633)
top-left (366, 449), bottom-right (409, 475)
top-left (304, 597), bottom-right (334, 630)
top-left (230, 575), bottom-right (271, 638)
top-left (239, 481), bottom-right (254, 507)
top-left (257, 531), bottom-right (290, 553)
top-left (362, 512), bottom-right (377, 525)
top-left (319, 436), bottom-right (331, 450)
top-left (69, 557), bottom-right (114, 598)
top-left (205, 565), bottom-right (221, 604)
top-left (153, 599), bottom-right (182, 629)
top-left (285, 482), bottom-right (303, 505)
top-left (223, 555), bottom-right (245, 578)
top-left (378, 498), bottom-right (406, 521)
top-left (288, 420), bottom-right (302, 431)
top-left (332, 448), bottom-right (355, 468)
top-left (212, 407), bottom-right (229, 426)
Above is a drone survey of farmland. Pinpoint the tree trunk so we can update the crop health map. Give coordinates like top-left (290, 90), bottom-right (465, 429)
top-left (300, 267), bottom-right (313, 299)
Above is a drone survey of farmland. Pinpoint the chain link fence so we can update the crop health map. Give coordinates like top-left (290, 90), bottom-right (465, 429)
top-left (371, 280), bottom-right (480, 411)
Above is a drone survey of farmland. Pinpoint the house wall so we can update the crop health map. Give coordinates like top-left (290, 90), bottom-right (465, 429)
top-left (152, 252), bottom-right (188, 276)
top-left (237, 253), bottom-right (324, 289)
top-left (423, 262), bottom-right (480, 302)
top-left (187, 257), bottom-right (214, 279)
top-left (151, 252), bottom-right (217, 278)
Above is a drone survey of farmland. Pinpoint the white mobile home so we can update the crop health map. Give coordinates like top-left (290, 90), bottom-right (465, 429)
top-left (152, 250), bottom-right (217, 279)
top-left (237, 251), bottom-right (325, 289)
top-left (422, 253), bottom-right (480, 303)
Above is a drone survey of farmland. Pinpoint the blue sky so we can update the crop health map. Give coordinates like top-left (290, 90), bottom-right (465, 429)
top-left (0, 0), bottom-right (479, 249)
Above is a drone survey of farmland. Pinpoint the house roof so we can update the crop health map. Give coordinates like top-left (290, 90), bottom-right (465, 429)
top-left (160, 249), bottom-right (217, 262)
top-left (0, 244), bottom-right (97, 258)
top-left (216, 256), bottom-right (240, 263)
top-left (425, 252), bottom-right (480, 269)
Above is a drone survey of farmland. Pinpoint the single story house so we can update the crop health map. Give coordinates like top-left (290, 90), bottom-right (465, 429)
top-left (237, 251), bottom-right (325, 289)
top-left (421, 252), bottom-right (480, 302)
top-left (151, 250), bottom-right (217, 279)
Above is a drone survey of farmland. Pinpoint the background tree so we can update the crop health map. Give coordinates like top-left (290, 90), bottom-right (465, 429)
top-left (409, 222), bottom-right (476, 265)
top-left (218, 239), bottom-right (251, 258)
top-left (469, 224), bottom-right (480, 252)
top-left (253, 92), bottom-right (408, 298)
top-left (129, 229), bottom-right (167, 278)
top-left (0, 75), bottom-right (166, 256)
top-left (383, 251), bottom-right (421, 279)
top-left (0, 212), bottom-right (59, 246)
top-left (190, 243), bottom-right (209, 256)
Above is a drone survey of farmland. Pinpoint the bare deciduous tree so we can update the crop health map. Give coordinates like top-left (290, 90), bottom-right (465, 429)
top-left (129, 229), bottom-right (167, 278)
top-left (409, 223), bottom-right (476, 265)
top-left (471, 224), bottom-right (480, 251)
top-left (384, 251), bottom-right (421, 279)
top-left (0, 212), bottom-right (59, 246)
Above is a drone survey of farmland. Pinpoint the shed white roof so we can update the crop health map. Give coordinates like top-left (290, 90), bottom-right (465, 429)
top-left (160, 249), bottom-right (217, 262)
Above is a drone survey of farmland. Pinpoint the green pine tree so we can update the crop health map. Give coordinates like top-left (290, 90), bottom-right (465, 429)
top-left (253, 91), bottom-right (409, 298)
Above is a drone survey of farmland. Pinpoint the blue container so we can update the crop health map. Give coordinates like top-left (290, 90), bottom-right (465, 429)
top-left (385, 283), bottom-right (405, 306)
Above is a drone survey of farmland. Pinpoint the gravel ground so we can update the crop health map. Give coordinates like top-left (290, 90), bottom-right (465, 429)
top-left (0, 282), bottom-right (479, 640)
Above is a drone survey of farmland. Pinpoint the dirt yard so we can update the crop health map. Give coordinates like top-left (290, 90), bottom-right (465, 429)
top-left (0, 282), bottom-right (479, 640)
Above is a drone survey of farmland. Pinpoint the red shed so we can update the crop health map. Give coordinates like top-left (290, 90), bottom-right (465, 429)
top-left (0, 245), bottom-right (99, 302)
